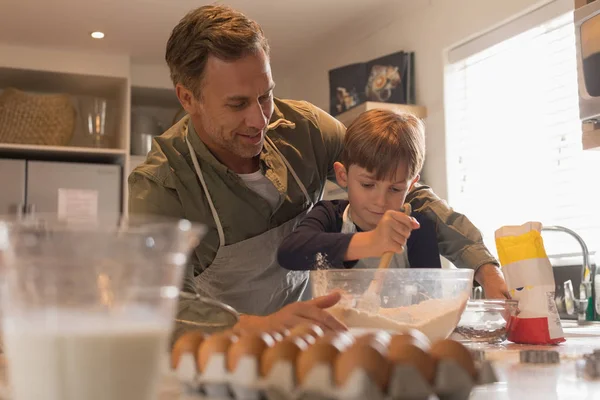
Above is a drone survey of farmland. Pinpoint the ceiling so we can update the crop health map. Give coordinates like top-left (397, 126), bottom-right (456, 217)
top-left (0, 0), bottom-right (421, 70)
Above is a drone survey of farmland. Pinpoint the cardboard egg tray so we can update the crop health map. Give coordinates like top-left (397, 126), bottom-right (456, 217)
top-left (174, 349), bottom-right (498, 400)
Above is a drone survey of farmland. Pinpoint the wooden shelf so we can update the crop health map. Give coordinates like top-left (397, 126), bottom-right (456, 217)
top-left (0, 66), bottom-right (126, 98)
top-left (335, 102), bottom-right (428, 127)
top-left (582, 122), bottom-right (600, 151)
top-left (0, 143), bottom-right (127, 162)
top-left (0, 47), bottom-right (133, 214)
top-left (575, 0), bottom-right (597, 10)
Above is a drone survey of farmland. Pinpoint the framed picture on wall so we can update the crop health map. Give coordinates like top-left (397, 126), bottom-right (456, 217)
top-left (328, 63), bottom-right (367, 116)
top-left (328, 51), bottom-right (415, 116)
top-left (364, 51), bottom-right (409, 104)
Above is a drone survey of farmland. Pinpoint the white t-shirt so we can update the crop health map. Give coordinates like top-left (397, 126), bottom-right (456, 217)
top-left (238, 170), bottom-right (280, 210)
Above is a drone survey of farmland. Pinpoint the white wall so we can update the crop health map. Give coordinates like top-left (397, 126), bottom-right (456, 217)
top-left (130, 61), bottom-right (295, 101)
top-left (282, 0), bottom-right (546, 200)
top-left (130, 63), bottom-right (171, 89)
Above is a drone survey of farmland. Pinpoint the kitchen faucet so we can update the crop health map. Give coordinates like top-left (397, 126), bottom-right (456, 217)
top-left (542, 225), bottom-right (593, 324)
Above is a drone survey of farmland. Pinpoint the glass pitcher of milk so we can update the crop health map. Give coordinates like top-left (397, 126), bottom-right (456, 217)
top-left (0, 213), bottom-right (205, 400)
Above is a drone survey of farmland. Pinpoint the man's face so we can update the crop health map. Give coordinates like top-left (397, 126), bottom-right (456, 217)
top-left (180, 48), bottom-right (275, 164)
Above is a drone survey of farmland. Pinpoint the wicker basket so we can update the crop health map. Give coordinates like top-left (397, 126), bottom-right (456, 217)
top-left (0, 88), bottom-right (75, 146)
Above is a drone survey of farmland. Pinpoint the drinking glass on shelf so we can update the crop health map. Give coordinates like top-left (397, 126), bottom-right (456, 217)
top-left (80, 97), bottom-right (107, 148)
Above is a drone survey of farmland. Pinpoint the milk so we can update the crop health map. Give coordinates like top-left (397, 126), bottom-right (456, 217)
top-left (2, 309), bottom-right (170, 400)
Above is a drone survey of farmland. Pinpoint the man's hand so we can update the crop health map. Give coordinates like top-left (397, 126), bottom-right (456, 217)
top-left (475, 263), bottom-right (510, 299)
top-left (233, 292), bottom-right (347, 334)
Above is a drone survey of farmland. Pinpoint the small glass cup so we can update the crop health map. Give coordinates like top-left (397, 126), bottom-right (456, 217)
top-left (79, 97), bottom-right (108, 148)
top-left (451, 299), bottom-right (520, 344)
top-left (0, 213), bottom-right (205, 400)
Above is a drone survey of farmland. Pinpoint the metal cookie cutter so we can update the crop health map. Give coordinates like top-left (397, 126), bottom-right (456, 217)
top-left (576, 349), bottom-right (600, 380)
top-left (520, 350), bottom-right (560, 365)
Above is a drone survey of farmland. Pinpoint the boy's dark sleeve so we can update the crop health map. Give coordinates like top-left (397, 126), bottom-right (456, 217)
top-left (277, 201), bottom-right (355, 270)
top-left (406, 211), bottom-right (442, 268)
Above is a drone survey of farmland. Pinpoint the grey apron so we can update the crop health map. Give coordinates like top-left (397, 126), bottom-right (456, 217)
top-left (341, 204), bottom-right (410, 269)
top-left (185, 134), bottom-right (313, 316)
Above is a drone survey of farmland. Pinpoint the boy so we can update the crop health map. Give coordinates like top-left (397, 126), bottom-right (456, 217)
top-left (277, 109), bottom-right (441, 270)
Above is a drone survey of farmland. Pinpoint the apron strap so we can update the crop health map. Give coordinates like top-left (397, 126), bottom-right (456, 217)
top-left (185, 129), bottom-right (314, 248)
top-left (265, 136), bottom-right (313, 207)
top-left (185, 136), bottom-right (226, 246)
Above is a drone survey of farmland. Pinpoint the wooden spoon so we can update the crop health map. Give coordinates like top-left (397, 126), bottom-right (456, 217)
top-left (357, 203), bottom-right (412, 312)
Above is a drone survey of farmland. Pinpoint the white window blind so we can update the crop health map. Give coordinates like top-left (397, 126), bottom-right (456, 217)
top-left (445, 9), bottom-right (600, 261)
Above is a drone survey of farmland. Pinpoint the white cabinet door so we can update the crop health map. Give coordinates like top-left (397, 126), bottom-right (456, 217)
top-left (26, 161), bottom-right (122, 215)
top-left (0, 159), bottom-right (26, 215)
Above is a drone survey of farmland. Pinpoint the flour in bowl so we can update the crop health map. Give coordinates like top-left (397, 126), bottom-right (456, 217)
top-left (329, 295), bottom-right (468, 342)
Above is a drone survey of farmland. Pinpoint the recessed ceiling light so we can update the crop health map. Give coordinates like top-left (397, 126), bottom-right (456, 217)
top-left (90, 31), bottom-right (105, 39)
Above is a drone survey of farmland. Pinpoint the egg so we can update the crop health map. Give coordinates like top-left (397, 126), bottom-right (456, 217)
top-left (334, 342), bottom-right (391, 390)
top-left (354, 331), bottom-right (392, 350)
top-left (389, 329), bottom-right (431, 351)
top-left (260, 337), bottom-right (308, 377)
top-left (197, 331), bottom-right (237, 372)
top-left (388, 343), bottom-right (437, 384)
top-left (296, 342), bottom-right (340, 384)
top-left (429, 339), bottom-right (477, 378)
top-left (171, 331), bottom-right (206, 369)
top-left (268, 330), bottom-right (288, 342)
top-left (287, 324), bottom-right (325, 340)
top-left (227, 332), bottom-right (275, 372)
top-left (316, 331), bottom-right (354, 350)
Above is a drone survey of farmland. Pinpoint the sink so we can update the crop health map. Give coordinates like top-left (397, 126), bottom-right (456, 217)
top-left (542, 226), bottom-right (596, 322)
top-left (553, 264), bottom-right (587, 320)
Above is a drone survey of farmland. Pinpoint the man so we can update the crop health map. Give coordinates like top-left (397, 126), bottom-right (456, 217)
top-left (129, 5), bottom-right (507, 335)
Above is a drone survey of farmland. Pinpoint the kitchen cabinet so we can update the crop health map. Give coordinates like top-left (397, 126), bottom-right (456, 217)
top-left (26, 160), bottom-right (121, 215)
top-left (0, 160), bottom-right (121, 217)
top-left (0, 159), bottom-right (26, 214)
top-left (0, 46), bottom-right (132, 214)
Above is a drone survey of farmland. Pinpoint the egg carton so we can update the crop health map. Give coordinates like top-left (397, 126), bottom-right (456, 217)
top-left (174, 352), bottom-right (497, 400)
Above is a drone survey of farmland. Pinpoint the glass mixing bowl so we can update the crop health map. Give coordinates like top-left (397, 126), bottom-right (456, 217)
top-left (310, 268), bottom-right (474, 342)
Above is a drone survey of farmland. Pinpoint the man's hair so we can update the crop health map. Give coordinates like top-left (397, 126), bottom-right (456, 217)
top-left (341, 109), bottom-right (426, 181)
top-left (165, 5), bottom-right (270, 98)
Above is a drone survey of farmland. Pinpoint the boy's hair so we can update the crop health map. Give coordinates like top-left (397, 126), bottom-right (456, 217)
top-left (165, 5), bottom-right (270, 99)
top-left (341, 109), bottom-right (425, 181)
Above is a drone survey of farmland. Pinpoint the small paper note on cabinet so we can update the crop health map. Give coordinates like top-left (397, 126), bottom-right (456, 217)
top-left (58, 188), bottom-right (98, 221)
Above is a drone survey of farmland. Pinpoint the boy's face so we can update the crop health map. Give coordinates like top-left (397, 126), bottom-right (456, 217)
top-left (334, 162), bottom-right (419, 231)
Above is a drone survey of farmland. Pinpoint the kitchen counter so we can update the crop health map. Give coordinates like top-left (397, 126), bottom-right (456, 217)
top-left (470, 320), bottom-right (600, 400)
top-left (168, 320), bottom-right (600, 399)
top-left (1, 320), bottom-right (600, 399)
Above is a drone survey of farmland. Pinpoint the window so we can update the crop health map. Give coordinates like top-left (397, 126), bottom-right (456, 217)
top-left (445, 2), bottom-right (600, 262)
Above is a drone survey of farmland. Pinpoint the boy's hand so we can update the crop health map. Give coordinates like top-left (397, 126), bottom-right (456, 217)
top-left (368, 210), bottom-right (420, 256)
